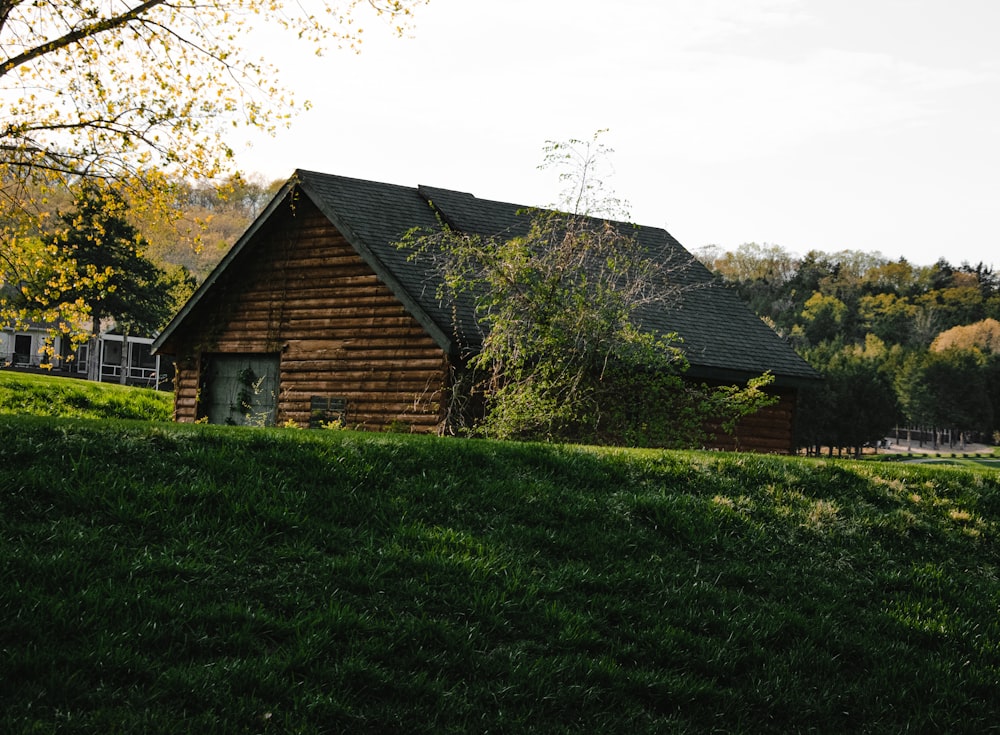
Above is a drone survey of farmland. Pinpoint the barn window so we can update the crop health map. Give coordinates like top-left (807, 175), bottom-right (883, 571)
top-left (310, 396), bottom-right (347, 429)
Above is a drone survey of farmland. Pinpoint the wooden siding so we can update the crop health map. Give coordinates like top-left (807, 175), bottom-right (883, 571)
top-left (703, 387), bottom-right (798, 454)
top-left (166, 198), bottom-right (448, 431)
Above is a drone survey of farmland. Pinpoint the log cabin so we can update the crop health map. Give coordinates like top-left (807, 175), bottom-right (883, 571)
top-left (152, 170), bottom-right (819, 452)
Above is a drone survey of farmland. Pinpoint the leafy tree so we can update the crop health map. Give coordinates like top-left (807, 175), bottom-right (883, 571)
top-left (797, 340), bottom-right (898, 456)
top-left (987, 295), bottom-right (1000, 323)
top-left (930, 323), bottom-right (999, 443)
top-left (956, 261), bottom-right (1000, 298)
top-left (0, 235), bottom-right (65, 316)
top-left (858, 292), bottom-right (918, 345)
top-left (794, 291), bottom-right (848, 347)
top-left (158, 264), bottom-right (198, 328)
top-left (986, 354), bottom-right (1000, 443)
top-left (404, 206), bottom-right (693, 443)
top-left (932, 318), bottom-right (1000, 353)
top-left (917, 286), bottom-right (986, 333)
top-left (50, 184), bottom-right (171, 378)
top-left (1, 0), bottom-right (424, 327)
top-left (893, 350), bottom-right (936, 445)
top-left (402, 134), bottom-right (776, 447)
top-left (785, 251), bottom-right (839, 300)
top-left (922, 348), bottom-right (993, 445)
top-left (862, 257), bottom-right (919, 296)
top-left (928, 259), bottom-right (959, 289)
top-left (816, 249), bottom-right (884, 301)
top-left (706, 242), bottom-right (797, 331)
top-left (910, 303), bottom-right (943, 348)
top-left (710, 242), bottom-right (796, 286)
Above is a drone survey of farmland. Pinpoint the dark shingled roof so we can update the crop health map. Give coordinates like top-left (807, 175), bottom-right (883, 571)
top-left (155, 169), bottom-right (819, 385)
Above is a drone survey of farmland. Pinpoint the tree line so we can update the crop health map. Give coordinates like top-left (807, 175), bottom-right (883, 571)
top-left (699, 243), bottom-right (1000, 454)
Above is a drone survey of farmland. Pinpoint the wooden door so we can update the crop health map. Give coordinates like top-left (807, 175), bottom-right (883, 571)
top-left (202, 354), bottom-right (280, 426)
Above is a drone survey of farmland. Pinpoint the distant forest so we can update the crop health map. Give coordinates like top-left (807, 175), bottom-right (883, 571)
top-left (697, 243), bottom-right (999, 454)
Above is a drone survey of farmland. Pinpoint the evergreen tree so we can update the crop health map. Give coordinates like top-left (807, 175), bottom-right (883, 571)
top-left (52, 185), bottom-right (171, 379)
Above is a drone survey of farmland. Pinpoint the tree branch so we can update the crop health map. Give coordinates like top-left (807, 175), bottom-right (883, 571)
top-left (0, 0), bottom-right (167, 78)
top-left (0, 0), bottom-right (23, 37)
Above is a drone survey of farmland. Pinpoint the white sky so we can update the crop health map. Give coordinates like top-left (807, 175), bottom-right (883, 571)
top-left (235, 0), bottom-right (1000, 269)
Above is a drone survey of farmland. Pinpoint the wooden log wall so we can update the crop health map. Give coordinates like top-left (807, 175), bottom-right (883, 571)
top-left (701, 387), bottom-right (798, 454)
top-left (167, 196), bottom-right (448, 432)
top-left (172, 353), bottom-right (201, 422)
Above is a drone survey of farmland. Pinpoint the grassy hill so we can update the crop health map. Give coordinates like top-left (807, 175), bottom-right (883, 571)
top-left (1, 373), bottom-right (999, 732)
top-left (0, 370), bottom-right (171, 421)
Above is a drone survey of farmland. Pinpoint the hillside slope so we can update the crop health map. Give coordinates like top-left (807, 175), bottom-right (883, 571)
top-left (1, 416), bottom-right (999, 733)
top-left (0, 370), bottom-right (171, 421)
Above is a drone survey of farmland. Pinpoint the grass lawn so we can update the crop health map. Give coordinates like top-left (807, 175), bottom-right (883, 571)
top-left (1, 372), bottom-right (999, 732)
top-left (0, 369), bottom-right (171, 421)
